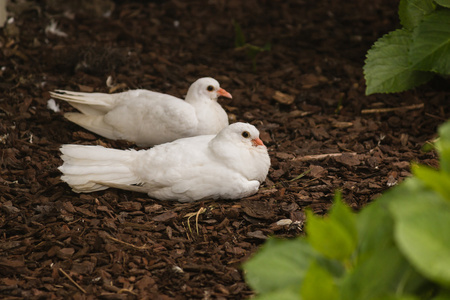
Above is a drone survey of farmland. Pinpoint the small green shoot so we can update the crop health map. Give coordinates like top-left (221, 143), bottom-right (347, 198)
top-left (289, 169), bottom-right (312, 182)
top-left (233, 20), bottom-right (271, 71)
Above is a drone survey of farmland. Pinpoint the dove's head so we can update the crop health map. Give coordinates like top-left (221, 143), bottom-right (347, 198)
top-left (231, 122), bottom-right (265, 148)
top-left (214, 122), bottom-right (266, 150)
top-left (186, 77), bottom-right (232, 103)
top-left (210, 122), bottom-right (270, 183)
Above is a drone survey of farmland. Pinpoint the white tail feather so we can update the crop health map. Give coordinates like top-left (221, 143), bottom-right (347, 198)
top-left (64, 113), bottom-right (117, 140)
top-left (59, 145), bottom-right (141, 193)
top-left (50, 90), bottom-right (115, 115)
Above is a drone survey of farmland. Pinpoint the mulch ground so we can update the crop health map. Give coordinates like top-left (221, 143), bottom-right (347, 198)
top-left (1, 0), bottom-right (449, 299)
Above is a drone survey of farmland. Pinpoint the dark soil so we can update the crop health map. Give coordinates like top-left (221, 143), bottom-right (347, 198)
top-left (1, 0), bottom-right (449, 299)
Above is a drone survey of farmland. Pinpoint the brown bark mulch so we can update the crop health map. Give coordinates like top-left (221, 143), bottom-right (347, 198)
top-left (1, 0), bottom-right (449, 299)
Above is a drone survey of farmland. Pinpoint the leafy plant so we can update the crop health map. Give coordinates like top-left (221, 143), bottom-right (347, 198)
top-left (363, 0), bottom-right (450, 95)
top-left (232, 20), bottom-right (271, 70)
top-left (244, 121), bottom-right (450, 299)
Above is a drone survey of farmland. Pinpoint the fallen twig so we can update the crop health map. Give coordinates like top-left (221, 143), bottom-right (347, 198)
top-left (194, 207), bottom-right (205, 236)
top-left (293, 152), bottom-right (357, 162)
top-left (117, 288), bottom-right (138, 296)
top-left (361, 103), bottom-right (424, 114)
top-left (103, 233), bottom-right (150, 251)
top-left (59, 268), bottom-right (86, 294)
top-left (185, 207), bottom-right (207, 238)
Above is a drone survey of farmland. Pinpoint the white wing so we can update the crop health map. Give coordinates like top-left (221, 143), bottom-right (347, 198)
top-left (132, 135), bottom-right (260, 201)
top-left (103, 94), bottom-right (199, 146)
top-left (53, 89), bottom-right (200, 146)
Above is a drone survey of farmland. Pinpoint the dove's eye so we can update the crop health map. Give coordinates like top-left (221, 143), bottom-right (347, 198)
top-left (206, 85), bottom-right (214, 92)
top-left (242, 131), bottom-right (250, 138)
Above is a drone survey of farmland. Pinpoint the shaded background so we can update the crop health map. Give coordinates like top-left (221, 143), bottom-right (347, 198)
top-left (0, 0), bottom-right (448, 298)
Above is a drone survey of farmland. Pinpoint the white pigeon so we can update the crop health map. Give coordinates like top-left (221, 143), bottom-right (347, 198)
top-left (50, 77), bottom-right (232, 147)
top-left (59, 122), bottom-right (271, 202)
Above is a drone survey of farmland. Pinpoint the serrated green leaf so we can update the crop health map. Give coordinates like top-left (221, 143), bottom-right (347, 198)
top-left (412, 164), bottom-right (450, 201)
top-left (399, 0), bottom-right (435, 29)
top-left (410, 10), bottom-right (450, 74)
top-left (244, 238), bottom-right (316, 294)
top-left (300, 261), bottom-right (339, 300)
top-left (389, 182), bottom-right (450, 286)
top-left (436, 121), bottom-right (450, 173)
top-left (364, 29), bottom-right (434, 95)
top-left (434, 0), bottom-right (450, 8)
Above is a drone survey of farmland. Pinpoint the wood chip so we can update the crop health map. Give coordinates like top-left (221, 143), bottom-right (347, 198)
top-left (273, 91), bottom-right (295, 105)
top-left (151, 211), bottom-right (177, 222)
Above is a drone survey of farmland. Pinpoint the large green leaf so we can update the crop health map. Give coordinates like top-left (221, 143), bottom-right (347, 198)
top-left (389, 180), bottom-right (450, 286)
top-left (399, 0), bottom-right (435, 29)
top-left (364, 29), bottom-right (434, 95)
top-left (300, 261), bottom-right (339, 300)
top-left (243, 238), bottom-right (316, 294)
top-left (434, 0), bottom-right (450, 8)
top-left (341, 243), bottom-right (421, 300)
top-left (410, 10), bottom-right (450, 74)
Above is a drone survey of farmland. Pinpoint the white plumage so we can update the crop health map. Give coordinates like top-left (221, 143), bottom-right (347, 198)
top-left (59, 122), bottom-right (271, 202)
top-left (50, 77), bottom-right (232, 147)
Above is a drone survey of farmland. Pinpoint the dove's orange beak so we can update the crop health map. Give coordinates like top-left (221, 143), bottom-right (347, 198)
top-left (217, 88), bottom-right (232, 99)
top-left (252, 138), bottom-right (264, 147)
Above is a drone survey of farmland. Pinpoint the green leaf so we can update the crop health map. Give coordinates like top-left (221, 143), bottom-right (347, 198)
top-left (434, 0), bottom-right (450, 8)
top-left (374, 295), bottom-right (420, 300)
top-left (436, 121), bottom-right (450, 173)
top-left (399, 0), bottom-right (435, 29)
top-left (341, 242), bottom-right (422, 300)
top-left (305, 196), bottom-right (357, 261)
top-left (364, 29), bottom-right (434, 95)
top-left (356, 194), bottom-right (396, 259)
top-left (243, 238), bottom-right (316, 294)
top-left (412, 164), bottom-right (450, 201)
top-left (300, 261), bottom-right (339, 300)
top-left (410, 10), bottom-right (450, 74)
top-left (246, 45), bottom-right (265, 59)
top-left (251, 286), bottom-right (301, 300)
top-left (330, 191), bottom-right (358, 246)
top-left (389, 181), bottom-right (450, 286)
top-left (306, 205), bottom-right (356, 261)
top-left (349, 179), bottom-right (432, 299)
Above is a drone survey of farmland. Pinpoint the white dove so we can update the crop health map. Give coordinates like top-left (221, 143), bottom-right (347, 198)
top-left (59, 122), bottom-right (270, 202)
top-left (50, 77), bottom-right (232, 147)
